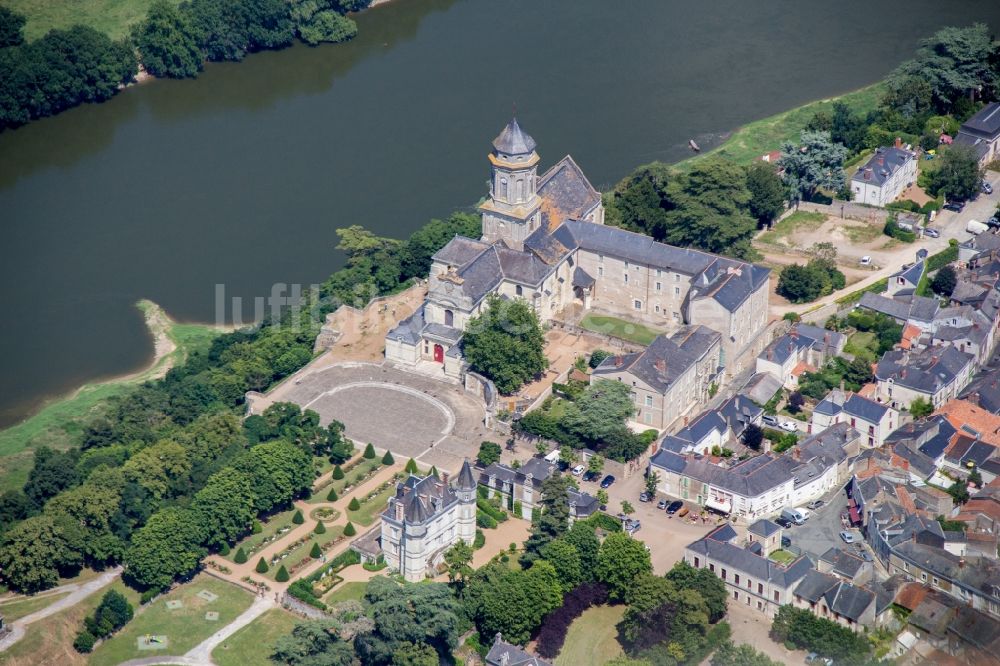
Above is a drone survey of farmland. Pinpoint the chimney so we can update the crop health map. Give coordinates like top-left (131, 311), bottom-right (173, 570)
top-left (442, 471), bottom-right (450, 485)
top-left (959, 558), bottom-right (966, 568)
top-left (500, 653), bottom-right (510, 666)
top-left (767, 348), bottom-right (774, 361)
top-left (614, 355), bottom-right (624, 367)
top-left (655, 358), bottom-right (667, 373)
top-left (895, 137), bottom-right (902, 149)
top-left (394, 499), bottom-right (404, 521)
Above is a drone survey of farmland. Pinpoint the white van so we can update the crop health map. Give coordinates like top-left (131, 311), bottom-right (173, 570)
top-left (967, 220), bottom-right (989, 235)
top-left (781, 508), bottom-right (808, 525)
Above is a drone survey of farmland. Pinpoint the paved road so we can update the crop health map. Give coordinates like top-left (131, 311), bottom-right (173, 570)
top-left (0, 567), bottom-right (123, 653)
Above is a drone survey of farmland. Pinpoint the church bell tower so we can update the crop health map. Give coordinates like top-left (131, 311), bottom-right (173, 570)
top-left (479, 117), bottom-right (542, 250)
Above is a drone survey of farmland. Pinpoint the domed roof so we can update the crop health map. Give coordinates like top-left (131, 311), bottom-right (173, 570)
top-left (492, 117), bottom-right (537, 155)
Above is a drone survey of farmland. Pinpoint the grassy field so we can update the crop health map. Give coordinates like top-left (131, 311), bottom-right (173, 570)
top-left (844, 331), bottom-right (878, 362)
top-left (346, 484), bottom-right (396, 527)
top-left (580, 313), bottom-right (663, 346)
top-left (0, 301), bottom-right (221, 493)
top-left (88, 575), bottom-right (253, 666)
top-left (676, 82), bottom-right (886, 169)
top-left (0, 581), bottom-right (140, 666)
top-left (322, 580), bottom-right (368, 606)
top-left (269, 526), bottom-right (347, 580)
top-left (309, 458), bottom-right (383, 504)
top-left (0, 0), bottom-right (180, 41)
top-left (757, 210), bottom-right (826, 247)
top-left (768, 549), bottom-right (796, 565)
top-left (0, 591), bottom-right (69, 622)
top-left (226, 507), bottom-right (299, 563)
top-left (211, 607), bottom-right (299, 666)
top-left (554, 605), bottom-right (626, 666)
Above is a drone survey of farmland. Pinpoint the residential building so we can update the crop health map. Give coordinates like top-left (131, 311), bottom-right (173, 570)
top-left (479, 457), bottom-right (599, 522)
top-left (656, 394), bottom-right (762, 455)
top-left (938, 399), bottom-right (1000, 447)
top-left (850, 143), bottom-right (918, 207)
top-left (858, 291), bottom-right (940, 330)
top-left (386, 118), bottom-right (772, 379)
top-left (810, 390), bottom-right (899, 448)
top-left (874, 346), bottom-right (975, 410)
top-left (756, 323), bottom-right (846, 388)
top-left (887, 260), bottom-right (927, 297)
top-left (791, 569), bottom-right (878, 631)
top-left (591, 325), bottom-right (722, 430)
top-left (747, 519), bottom-right (784, 557)
top-left (954, 102), bottom-right (1000, 166)
top-left (818, 546), bottom-right (873, 585)
top-left (485, 633), bottom-right (552, 666)
top-left (379, 462), bottom-right (477, 582)
top-left (960, 367), bottom-right (1000, 415)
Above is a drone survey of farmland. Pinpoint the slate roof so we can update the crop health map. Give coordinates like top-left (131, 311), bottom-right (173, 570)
top-left (571, 266), bottom-right (595, 288)
top-left (748, 519), bottom-right (782, 538)
top-left (536, 156), bottom-right (602, 230)
top-left (892, 260), bottom-right (926, 286)
top-left (758, 333), bottom-right (811, 365)
top-left (686, 526), bottom-right (813, 589)
top-left (794, 569), bottom-right (841, 603)
top-left (385, 473), bottom-right (461, 525)
top-left (875, 346), bottom-right (973, 395)
top-left (819, 547), bottom-right (866, 580)
top-left (960, 368), bottom-right (1000, 414)
top-left (430, 237), bottom-right (557, 306)
top-left (651, 449), bottom-right (799, 498)
top-left (457, 460), bottom-right (476, 490)
top-left (492, 118), bottom-right (537, 155)
top-left (716, 394), bottom-right (763, 437)
top-left (960, 102), bottom-right (1000, 138)
top-left (844, 394), bottom-right (890, 423)
top-left (486, 634), bottom-right (551, 666)
top-left (593, 325), bottom-right (720, 394)
top-left (825, 580), bottom-right (876, 622)
top-left (852, 146), bottom-right (915, 187)
top-left (954, 131), bottom-right (992, 160)
top-left (814, 390), bottom-right (845, 417)
top-left (908, 296), bottom-right (942, 323)
top-left (859, 292), bottom-right (911, 320)
top-left (742, 372), bottom-right (783, 405)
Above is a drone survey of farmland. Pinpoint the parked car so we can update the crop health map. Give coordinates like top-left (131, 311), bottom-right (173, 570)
top-left (943, 200), bottom-right (966, 213)
top-left (571, 464), bottom-right (585, 476)
top-left (859, 255), bottom-right (872, 266)
top-left (805, 653), bottom-right (833, 666)
top-left (556, 460), bottom-right (569, 472)
top-left (657, 499), bottom-right (668, 510)
top-left (781, 535), bottom-right (792, 548)
top-left (779, 419), bottom-right (799, 432)
top-left (860, 551), bottom-right (873, 562)
top-left (624, 519), bottom-right (641, 535)
top-left (762, 414), bottom-right (779, 427)
top-left (666, 500), bottom-right (683, 515)
top-left (923, 227), bottom-right (940, 238)
top-left (639, 492), bottom-right (652, 503)
top-left (775, 516), bottom-right (793, 528)
top-left (806, 499), bottom-right (824, 510)
top-left (582, 470), bottom-right (599, 482)
top-left (840, 531), bottom-right (857, 544)
top-left (989, 216), bottom-right (1000, 229)
top-left (600, 475), bottom-right (616, 489)
top-left (983, 181), bottom-right (994, 195)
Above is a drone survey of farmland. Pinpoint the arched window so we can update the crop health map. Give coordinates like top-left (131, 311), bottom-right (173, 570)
top-left (500, 178), bottom-right (508, 199)
top-left (516, 285), bottom-right (523, 297)
top-left (516, 179), bottom-right (524, 201)
top-left (444, 309), bottom-right (454, 327)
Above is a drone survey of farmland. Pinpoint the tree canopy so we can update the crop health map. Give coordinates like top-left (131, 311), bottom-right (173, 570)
top-left (931, 144), bottom-right (984, 201)
top-left (778, 131), bottom-right (847, 202)
top-left (462, 295), bottom-right (548, 394)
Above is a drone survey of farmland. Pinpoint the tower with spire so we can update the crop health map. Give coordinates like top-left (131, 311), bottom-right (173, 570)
top-left (479, 117), bottom-right (543, 250)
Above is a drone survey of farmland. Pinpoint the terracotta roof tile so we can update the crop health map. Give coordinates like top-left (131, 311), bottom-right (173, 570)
top-left (939, 399), bottom-right (1000, 446)
top-left (895, 582), bottom-right (929, 610)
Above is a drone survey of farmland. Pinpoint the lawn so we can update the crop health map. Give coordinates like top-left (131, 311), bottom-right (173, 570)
top-left (844, 331), bottom-right (878, 363)
top-left (309, 458), bottom-right (383, 504)
top-left (347, 484), bottom-right (397, 527)
top-left (269, 526), bottom-right (347, 580)
top-left (0, 591), bottom-right (69, 622)
top-left (227, 506), bottom-right (299, 563)
top-left (554, 605), bottom-right (626, 666)
top-left (580, 313), bottom-right (662, 346)
top-left (1, 0), bottom-right (181, 41)
top-left (676, 82), bottom-right (886, 168)
top-left (211, 607), bottom-right (299, 666)
top-left (322, 581), bottom-right (368, 606)
top-left (0, 580), bottom-right (140, 666)
top-left (0, 300), bottom-right (220, 493)
top-left (88, 574), bottom-right (254, 666)
top-left (758, 211), bottom-right (826, 247)
top-left (768, 549), bottom-right (796, 565)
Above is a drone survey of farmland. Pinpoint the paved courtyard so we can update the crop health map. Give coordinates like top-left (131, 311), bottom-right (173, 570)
top-left (261, 362), bottom-right (490, 470)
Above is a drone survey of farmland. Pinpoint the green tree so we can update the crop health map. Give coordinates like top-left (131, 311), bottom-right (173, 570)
top-left (363, 443), bottom-right (376, 459)
top-left (564, 521), bottom-right (601, 582)
top-left (932, 144), bottom-right (984, 201)
top-left (125, 507), bottom-right (206, 590)
top-left (770, 605), bottom-right (871, 662)
top-left (232, 440), bottom-right (312, 513)
top-left (343, 521), bottom-right (356, 536)
top-left (910, 397), bottom-right (934, 419)
top-left (133, 0), bottom-right (202, 78)
top-left (540, 539), bottom-right (582, 591)
top-left (711, 641), bottom-right (783, 666)
top-left (314, 521), bottom-right (326, 534)
top-left (332, 465), bottom-right (345, 480)
top-left (326, 420), bottom-right (353, 464)
top-left (292, 4), bottom-right (357, 46)
top-left (391, 641), bottom-right (439, 666)
top-left (234, 547), bottom-right (248, 564)
top-left (621, 500), bottom-right (635, 516)
top-left (0, 514), bottom-right (83, 592)
top-left (0, 7), bottom-right (25, 47)
top-left (256, 557), bottom-right (269, 573)
top-left (597, 532), bottom-right (652, 600)
top-left (948, 480), bottom-right (971, 505)
top-left (271, 619), bottom-right (354, 666)
top-left (777, 262), bottom-right (828, 303)
top-left (523, 474), bottom-right (572, 563)
top-left (463, 560), bottom-right (562, 647)
top-left (561, 380), bottom-right (634, 442)
top-left (404, 458), bottom-right (419, 474)
top-left (444, 540), bottom-right (474, 583)
top-left (587, 454), bottom-right (605, 475)
top-left (462, 296), bottom-right (548, 394)
top-left (644, 472), bottom-right (659, 497)
top-left (477, 441), bottom-right (502, 467)
top-left (666, 560), bottom-right (728, 622)
top-left (932, 265), bottom-right (958, 296)
top-left (348, 497), bottom-right (361, 511)
top-left (742, 423), bottom-right (764, 450)
top-left (747, 162), bottom-right (786, 224)
top-left (607, 164), bottom-right (673, 240)
top-left (559, 445), bottom-right (578, 467)
top-left (292, 509), bottom-right (305, 524)
top-left (382, 450), bottom-right (395, 465)
top-left (275, 565), bottom-right (290, 582)
top-left (778, 131), bottom-right (847, 202)
top-left (326, 488), bottom-right (338, 501)
top-left (596, 489), bottom-right (609, 506)
top-left (355, 577), bottom-right (462, 663)
top-left (191, 467), bottom-right (256, 547)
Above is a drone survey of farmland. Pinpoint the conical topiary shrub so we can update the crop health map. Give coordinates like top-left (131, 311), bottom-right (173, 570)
top-left (219, 543), bottom-right (230, 556)
top-left (310, 542), bottom-right (322, 558)
top-left (381, 450), bottom-right (395, 465)
top-left (344, 522), bottom-right (356, 537)
top-left (234, 547), bottom-right (248, 564)
top-left (348, 497), bottom-right (361, 511)
top-left (292, 509), bottom-right (304, 524)
top-left (326, 487), bottom-right (338, 501)
top-left (430, 466), bottom-right (439, 478)
top-left (405, 458), bottom-right (418, 474)
top-left (252, 521), bottom-right (262, 534)
top-left (332, 465), bottom-right (345, 480)
top-left (275, 565), bottom-right (289, 582)
top-left (363, 443), bottom-right (376, 459)
top-left (256, 558), bottom-right (268, 574)
top-left (314, 521), bottom-right (326, 534)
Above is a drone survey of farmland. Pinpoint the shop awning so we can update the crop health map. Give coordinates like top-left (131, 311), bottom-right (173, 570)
top-left (705, 498), bottom-right (732, 515)
top-left (848, 506), bottom-right (862, 525)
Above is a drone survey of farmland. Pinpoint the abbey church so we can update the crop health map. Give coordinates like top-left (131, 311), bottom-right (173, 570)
top-left (385, 118), bottom-right (773, 382)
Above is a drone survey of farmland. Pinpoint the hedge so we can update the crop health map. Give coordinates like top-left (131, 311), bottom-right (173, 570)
top-left (580, 512), bottom-right (622, 533)
top-left (476, 511), bottom-right (498, 529)
top-left (476, 498), bottom-right (508, 523)
top-left (288, 579), bottom-right (326, 610)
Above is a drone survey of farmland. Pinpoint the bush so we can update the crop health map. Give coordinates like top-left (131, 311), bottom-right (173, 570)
top-left (883, 218), bottom-right (916, 242)
top-left (580, 512), bottom-right (622, 533)
top-left (292, 509), bottom-right (304, 525)
top-left (288, 579), bottom-right (326, 610)
top-left (275, 565), bottom-right (290, 582)
top-left (770, 605), bottom-right (871, 662)
top-left (326, 488), bottom-right (338, 501)
top-left (329, 548), bottom-right (360, 569)
top-left (256, 558), bottom-right (269, 574)
top-left (347, 497), bottom-right (361, 511)
top-left (309, 541), bottom-right (322, 558)
top-left (363, 443), bottom-right (376, 459)
top-left (314, 521), bottom-right (326, 534)
top-left (343, 522), bottom-right (356, 537)
top-left (140, 589), bottom-right (160, 605)
top-left (73, 630), bottom-right (96, 653)
top-left (404, 458), bottom-right (419, 474)
top-left (536, 583), bottom-right (610, 658)
top-left (218, 542), bottom-right (230, 556)
top-left (234, 547), bottom-right (248, 564)
top-left (477, 441), bottom-right (503, 467)
top-left (473, 529), bottom-right (486, 549)
top-left (589, 349), bottom-right (611, 368)
top-left (332, 465), bottom-right (344, 480)
top-left (477, 497), bottom-right (508, 523)
top-left (252, 521), bottom-right (262, 534)
top-left (381, 450), bottom-right (395, 464)
top-left (477, 510), bottom-right (498, 529)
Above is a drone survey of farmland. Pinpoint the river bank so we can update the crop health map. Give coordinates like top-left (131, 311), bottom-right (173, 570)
top-left (0, 301), bottom-right (223, 493)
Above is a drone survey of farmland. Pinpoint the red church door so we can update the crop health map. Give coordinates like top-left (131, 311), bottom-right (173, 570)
top-left (433, 344), bottom-right (444, 363)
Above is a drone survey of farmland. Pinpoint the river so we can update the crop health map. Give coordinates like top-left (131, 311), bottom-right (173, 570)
top-left (2, 0), bottom-right (1000, 427)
